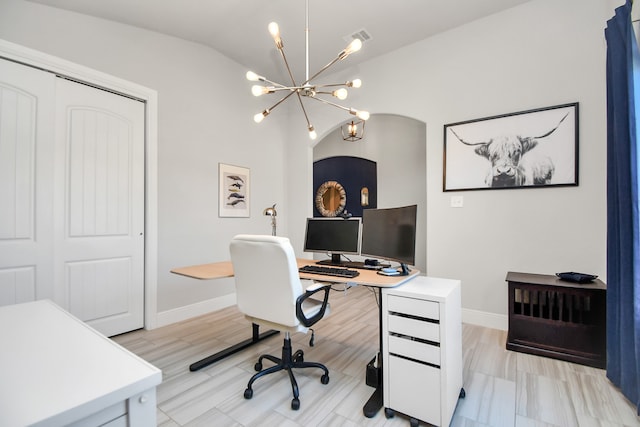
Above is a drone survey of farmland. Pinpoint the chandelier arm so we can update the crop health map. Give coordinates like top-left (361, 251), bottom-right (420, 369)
top-left (307, 95), bottom-right (352, 113)
top-left (302, 56), bottom-right (342, 86)
top-left (314, 83), bottom-right (349, 89)
top-left (295, 92), bottom-right (313, 129)
top-left (264, 90), bottom-right (298, 114)
top-left (261, 78), bottom-right (292, 89)
top-left (277, 47), bottom-right (302, 89)
top-left (268, 86), bottom-right (307, 92)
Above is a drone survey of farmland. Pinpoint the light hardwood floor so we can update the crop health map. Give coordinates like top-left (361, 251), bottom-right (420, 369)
top-left (113, 284), bottom-right (640, 427)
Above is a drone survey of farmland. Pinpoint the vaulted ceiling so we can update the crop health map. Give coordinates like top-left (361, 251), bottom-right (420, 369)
top-left (27, 0), bottom-right (532, 81)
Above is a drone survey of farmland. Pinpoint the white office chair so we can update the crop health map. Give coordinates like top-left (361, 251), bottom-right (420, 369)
top-left (229, 234), bottom-right (331, 410)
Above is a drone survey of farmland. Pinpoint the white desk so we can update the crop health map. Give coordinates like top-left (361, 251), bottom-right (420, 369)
top-left (171, 259), bottom-right (420, 418)
top-left (0, 300), bottom-right (162, 427)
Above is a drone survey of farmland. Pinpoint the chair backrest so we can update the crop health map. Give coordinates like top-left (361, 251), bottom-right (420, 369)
top-left (229, 234), bottom-right (304, 327)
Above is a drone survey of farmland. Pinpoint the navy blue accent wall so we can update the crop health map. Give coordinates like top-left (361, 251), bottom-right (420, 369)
top-left (313, 156), bottom-right (377, 217)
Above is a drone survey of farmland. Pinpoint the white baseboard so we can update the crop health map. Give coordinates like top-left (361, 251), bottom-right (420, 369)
top-left (155, 294), bottom-right (508, 332)
top-left (156, 293), bottom-right (237, 328)
top-left (462, 308), bottom-right (508, 331)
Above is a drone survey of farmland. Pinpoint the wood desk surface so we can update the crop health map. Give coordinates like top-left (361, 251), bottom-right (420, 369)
top-left (171, 259), bottom-right (419, 288)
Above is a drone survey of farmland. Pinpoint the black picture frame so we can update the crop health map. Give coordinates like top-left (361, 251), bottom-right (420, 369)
top-left (443, 103), bottom-right (579, 192)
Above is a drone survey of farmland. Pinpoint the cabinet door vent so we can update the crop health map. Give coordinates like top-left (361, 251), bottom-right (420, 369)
top-left (512, 286), bottom-right (600, 325)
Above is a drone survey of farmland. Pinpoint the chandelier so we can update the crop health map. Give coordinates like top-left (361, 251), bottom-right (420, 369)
top-left (246, 0), bottom-right (369, 140)
top-left (341, 119), bottom-right (365, 142)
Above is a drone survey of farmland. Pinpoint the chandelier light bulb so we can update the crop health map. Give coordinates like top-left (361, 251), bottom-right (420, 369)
top-left (251, 85), bottom-right (274, 97)
top-left (246, 71), bottom-right (259, 81)
top-left (308, 126), bottom-right (317, 140)
top-left (254, 110), bottom-right (269, 123)
top-left (348, 122), bottom-right (358, 136)
top-left (251, 85), bottom-right (264, 97)
top-left (333, 88), bottom-right (348, 100)
top-left (268, 22), bottom-right (283, 48)
top-left (356, 110), bottom-right (370, 120)
top-left (342, 38), bottom-right (363, 58)
top-left (350, 79), bottom-right (362, 88)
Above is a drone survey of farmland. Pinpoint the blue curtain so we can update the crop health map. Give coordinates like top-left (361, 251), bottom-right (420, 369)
top-left (606, 0), bottom-right (640, 413)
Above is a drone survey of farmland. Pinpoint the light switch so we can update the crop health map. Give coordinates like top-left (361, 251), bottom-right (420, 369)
top-left (450, 196), bottom-right (464, 208)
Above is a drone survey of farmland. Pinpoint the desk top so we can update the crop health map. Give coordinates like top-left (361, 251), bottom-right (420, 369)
top-left (171, 259), bottom-right (419, 288)
top-left (0, 300), bottom-right (162, 427)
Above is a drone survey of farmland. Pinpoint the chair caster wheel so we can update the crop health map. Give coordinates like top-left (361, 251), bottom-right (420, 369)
top-left (244, 388), bottom-right (253, 399)
top-left (459, 387), bottom-right (466, 398)
top-left (321, 374), bottom-right (329, 384)
top-left (293, 350), bottom-right (304, 363)
top-left (410, 417), bottom-right (419, 427)
top-left (291, 397), bottom-right (300, 410)
top-left (254, 362), bottom-right (262, 371)
top-left (384, 408), bottom-right (395, 419)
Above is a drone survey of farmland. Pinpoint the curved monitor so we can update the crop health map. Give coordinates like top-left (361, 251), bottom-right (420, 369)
top-left (303, 217), bottom-right (361, 265)
top-left (361, 205), bottom-right (417, 275)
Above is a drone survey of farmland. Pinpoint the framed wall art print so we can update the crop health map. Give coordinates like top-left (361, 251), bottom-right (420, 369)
top-left (443, 103), bottom-right (578, 191)
top-left (219, 163), bottom-right (250, 217)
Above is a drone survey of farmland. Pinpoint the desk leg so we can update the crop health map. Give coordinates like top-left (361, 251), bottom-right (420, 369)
top-left (189, 323), bottom-right (279, 372)
top-left (363, 287), bottom-right (384, 418)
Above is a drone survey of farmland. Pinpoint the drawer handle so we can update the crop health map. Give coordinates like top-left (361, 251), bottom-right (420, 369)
top-left (390, 332), bottom-right (440, 346)
top-left (389, 311), bottom-right (439, 323)
top-left (390, 352), bottom-right (441, 369)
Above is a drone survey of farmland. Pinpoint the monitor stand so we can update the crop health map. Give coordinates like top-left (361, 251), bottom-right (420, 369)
top-left (317, 253), bottom-right (351, 266)
top-left (316, 254), bottom-right (367, 269)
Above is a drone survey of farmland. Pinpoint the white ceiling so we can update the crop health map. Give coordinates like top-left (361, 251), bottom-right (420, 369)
top-left (27, 0), bottom-right (532, 82)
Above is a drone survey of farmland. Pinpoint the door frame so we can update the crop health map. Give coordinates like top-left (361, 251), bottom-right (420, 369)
top-left (0, 39), bottom-right (159, 330)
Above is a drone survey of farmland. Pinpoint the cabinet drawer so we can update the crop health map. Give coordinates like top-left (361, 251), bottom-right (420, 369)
top-left (388, 315), bottom-right (440, 342)
top-left (387, 295), bottom-right (439, 320)
top-left (388, 355), bottom-right (441, 426)
top-left (388, 335), bottom-right (440, 365)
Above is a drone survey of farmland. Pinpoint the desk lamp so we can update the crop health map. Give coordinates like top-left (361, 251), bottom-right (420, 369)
top-left (263, 204), bottom-right (277, 236)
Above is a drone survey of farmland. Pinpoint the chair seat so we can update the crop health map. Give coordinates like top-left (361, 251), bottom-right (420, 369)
top-left (245, 296), bottom-right (330, 334)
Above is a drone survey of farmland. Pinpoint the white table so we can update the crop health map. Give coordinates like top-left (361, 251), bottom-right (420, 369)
top-left (0, 300), bottom-right (162, 426)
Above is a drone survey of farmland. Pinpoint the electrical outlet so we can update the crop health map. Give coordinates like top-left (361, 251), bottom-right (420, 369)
top-left (450, 196), bottom-right (464, 208)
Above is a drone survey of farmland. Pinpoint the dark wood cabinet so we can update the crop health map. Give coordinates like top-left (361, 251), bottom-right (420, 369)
top-left (506, 271), bottom-right (606, 368)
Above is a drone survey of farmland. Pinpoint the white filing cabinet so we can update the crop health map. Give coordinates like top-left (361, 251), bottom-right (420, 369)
top-left (382, 276), bottom-right (463, 427)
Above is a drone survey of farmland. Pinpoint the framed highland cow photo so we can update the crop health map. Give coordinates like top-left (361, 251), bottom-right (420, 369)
top-left (443, 103), bottom-right (579, 191)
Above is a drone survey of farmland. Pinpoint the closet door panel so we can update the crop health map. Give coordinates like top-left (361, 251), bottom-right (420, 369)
top-left (55, 78), bottom-right (145, 336)
top-left (0, 58), bottom-right (55, 306)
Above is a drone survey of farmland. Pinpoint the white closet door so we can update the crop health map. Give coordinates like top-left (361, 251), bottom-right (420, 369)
top-left (54, 78), bottom-right (145, 336)
top-left (0, 59), bottom-right (55, 305)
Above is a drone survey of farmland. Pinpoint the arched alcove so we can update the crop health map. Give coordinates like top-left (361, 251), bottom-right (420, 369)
top-left (312, 114), bottom-right (427, 273)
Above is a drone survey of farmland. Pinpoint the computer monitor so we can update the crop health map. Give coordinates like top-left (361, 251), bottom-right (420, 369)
top-left (361, 205), bottom-right (417, 276)
top-left (303, 217), bottom-right (361, 266)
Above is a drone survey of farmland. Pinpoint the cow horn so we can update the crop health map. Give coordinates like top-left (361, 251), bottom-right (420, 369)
top-left (448, 128), bottom-right (489, 146)
top-left (533, 112), bottom-right (570, 139)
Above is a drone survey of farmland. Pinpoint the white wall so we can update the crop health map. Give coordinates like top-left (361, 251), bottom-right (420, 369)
top-left (0, 0), bottom-right (289, 320)
top-left (0, 0), bottom-right (622, 329)
top-left (284, 0), bottom-right (618, 328)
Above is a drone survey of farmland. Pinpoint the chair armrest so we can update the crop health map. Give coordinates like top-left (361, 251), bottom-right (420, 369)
top-left (296, 284), bottom-right (331, 327)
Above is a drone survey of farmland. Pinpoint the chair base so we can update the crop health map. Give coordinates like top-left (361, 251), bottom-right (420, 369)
top-left (244, 332), bottom-right (329, 410)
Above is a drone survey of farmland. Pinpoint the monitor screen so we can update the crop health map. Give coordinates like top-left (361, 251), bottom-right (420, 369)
top-left (303, 218), bottom-right (361, 265)
top-left (361, 205), bottom-right (417, 275)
